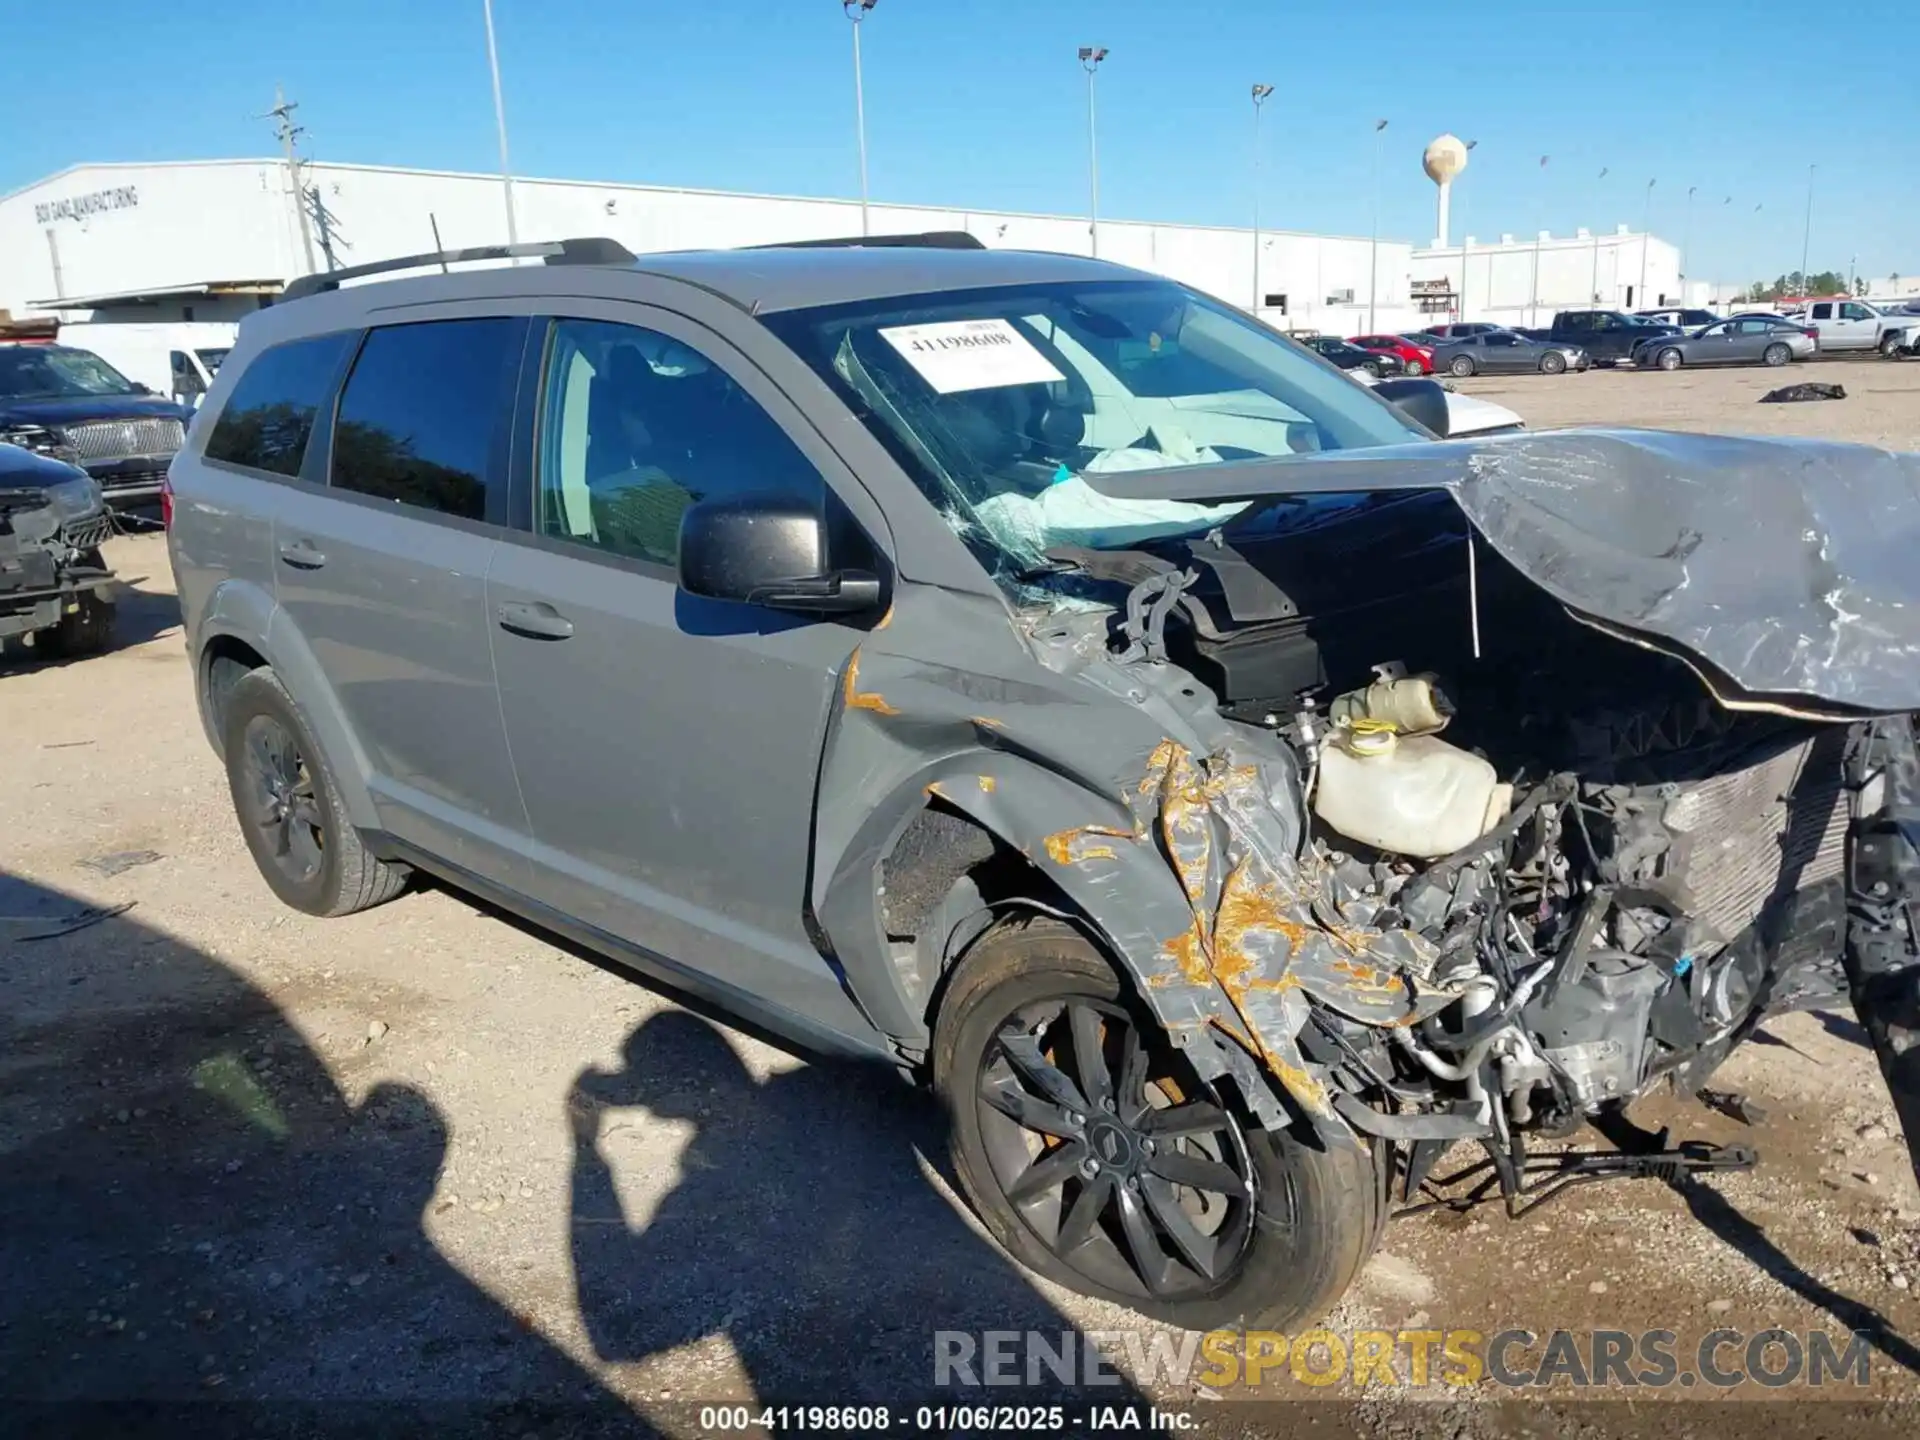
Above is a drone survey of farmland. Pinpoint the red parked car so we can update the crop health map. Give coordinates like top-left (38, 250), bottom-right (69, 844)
top-left (1350, 333), bottom-right (1435, 376)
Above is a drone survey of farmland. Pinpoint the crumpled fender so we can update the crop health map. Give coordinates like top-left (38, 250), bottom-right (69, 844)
top-left (811, 593), bottom-right (1465, 1141)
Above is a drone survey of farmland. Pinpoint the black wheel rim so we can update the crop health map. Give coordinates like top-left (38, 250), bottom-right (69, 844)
top-left (974, 996), bottom-right (1258, 1302)
top-left (238, 715), bottom-right (326, 886)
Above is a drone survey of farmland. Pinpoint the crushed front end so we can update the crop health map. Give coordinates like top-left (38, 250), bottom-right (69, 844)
top-left (1, 446), bottom-right (116, 648)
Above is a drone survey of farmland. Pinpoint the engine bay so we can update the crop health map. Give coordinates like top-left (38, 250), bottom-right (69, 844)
top-left (1097, 492), bottom-right (1855, 1182)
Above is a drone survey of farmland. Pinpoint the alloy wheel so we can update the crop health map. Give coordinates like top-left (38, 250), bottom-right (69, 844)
top-left (238, 714), bottom-right (326, 886)
top-left (973, 996), bottom-right (1257, 1302)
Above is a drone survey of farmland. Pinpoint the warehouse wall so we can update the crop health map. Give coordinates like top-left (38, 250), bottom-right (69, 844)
top-left (1410, 229), bottom-right (1683, 326)
top-left (2, 159), bottom-right (1425, 335)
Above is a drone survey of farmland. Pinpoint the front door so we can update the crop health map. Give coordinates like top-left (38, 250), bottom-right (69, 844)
top-left (486, 311), bottom-right (883, 1035)
top-left (271, 315), bottom-right (533, 891)
top-left (1481, 331), bottom-right (1529, 371)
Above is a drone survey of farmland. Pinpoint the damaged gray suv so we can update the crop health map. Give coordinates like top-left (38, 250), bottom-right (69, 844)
top-left (168, 235), bottom-right (1920, 1333)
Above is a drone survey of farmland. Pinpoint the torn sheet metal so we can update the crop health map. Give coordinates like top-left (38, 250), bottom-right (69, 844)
top-left (1079, 428), bottom-right (1920, 714)
top-left (812, 590), bottom-right (1462, 1142)
top-left (1117, 737), bottom-right (1464, 1126)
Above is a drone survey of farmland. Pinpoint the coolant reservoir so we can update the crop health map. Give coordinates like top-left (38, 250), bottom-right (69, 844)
top-left (1314, 725), bottom-right (1513, 859)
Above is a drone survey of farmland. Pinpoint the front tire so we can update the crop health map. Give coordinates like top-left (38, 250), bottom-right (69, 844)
top-left (934, 916), bottom-right (1386, 1332)
top-left (1404, 358), bottom-right (1427, 376)
top-left (1449, 354), bottom-right (1476, 378)
top-left (37, 589), bottom-right (116, 658)
top-left (1763, 342), bottom-right (1792, 367)
top-left (221, 668), bottom-right (409, 917)
top-left (1656, 347), bottom-right (1684, 371)
top-left (1880, 333), bottom-right (1902, 358)
top-left (1539, 350), bottom-right (1568, 375)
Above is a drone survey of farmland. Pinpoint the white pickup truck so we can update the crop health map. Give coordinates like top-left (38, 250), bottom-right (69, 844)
top-left (1788, 299), bottom-right (1920, 356)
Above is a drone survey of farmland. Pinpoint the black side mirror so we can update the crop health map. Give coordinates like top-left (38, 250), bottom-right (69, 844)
top-left (677, 495), bottom-right (881, 614)
top-left (1370, 376), bottom-right (1451, 439)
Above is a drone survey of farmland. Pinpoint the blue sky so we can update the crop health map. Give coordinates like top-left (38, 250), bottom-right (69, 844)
top-left (6, 0), bottom-right (1916, 285)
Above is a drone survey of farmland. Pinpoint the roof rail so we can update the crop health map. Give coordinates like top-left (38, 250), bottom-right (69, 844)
top-left (280, 237), bottom-right (636, 302)
top-left (754, 231), bottom-right (986, 252)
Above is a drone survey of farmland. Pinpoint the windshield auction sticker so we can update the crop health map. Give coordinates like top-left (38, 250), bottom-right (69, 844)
top-left (879, 318), bottom-right (1066, 394)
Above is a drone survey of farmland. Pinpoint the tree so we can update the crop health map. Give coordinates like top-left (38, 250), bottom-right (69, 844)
top-left (1855, 276), bottom-right (1869, 297)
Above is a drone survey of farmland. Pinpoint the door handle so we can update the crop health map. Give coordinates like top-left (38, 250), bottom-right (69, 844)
top-left (277, 539), bottom-right (327, 569)
top-left (496, 600), bottom-right (574, 641)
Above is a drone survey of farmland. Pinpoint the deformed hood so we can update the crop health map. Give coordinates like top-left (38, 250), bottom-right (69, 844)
top-left (1081, 428), bottom-right (1920, 714)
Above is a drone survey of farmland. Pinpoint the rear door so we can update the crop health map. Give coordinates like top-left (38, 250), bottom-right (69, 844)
top-left (486, 306), bottom-right (885, 1035)
top-left (1806, 301), bottom-right (1850, 349)
top-left (269, 314), bottom-right (533, 891)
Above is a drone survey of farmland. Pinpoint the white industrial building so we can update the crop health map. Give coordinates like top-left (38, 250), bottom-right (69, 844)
top-left (1, 158), bottom-right (1435, 342)
top-left (1409, 229), bottom-right (1686, 329)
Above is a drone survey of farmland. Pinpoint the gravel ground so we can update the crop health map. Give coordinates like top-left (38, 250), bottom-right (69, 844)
top-left (4, 365), bottom-right (1919, 1437)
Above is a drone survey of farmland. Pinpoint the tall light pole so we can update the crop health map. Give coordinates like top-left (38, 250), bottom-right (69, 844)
top-left (1638, 178), bottom-right (1655, 307)
top-left (1080, 47), bottom-right (1108, 257)
top-left (1530, 154), bottom-right (1549, 324)
top-left (1590, 166), bottom-right (1609, 304)
top-left (1250, 83), bottom-right (1272, 313)
top-left (844, 1), bottom-right (877, 236)
top-left (481, 0), bottom-right (519, 248)
top-left (1680, 184), bottom-right (1696, 294)
top-left (1799, 162), bottom-right (1816, 300)
top-left (1457, 138), bottom-right (1478, 322)
top-left (1367, 118), bottom-right (1388, 332)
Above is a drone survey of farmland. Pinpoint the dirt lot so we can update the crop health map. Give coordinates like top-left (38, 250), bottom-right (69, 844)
top-left (4, 365), bottom-right (1920, 1436)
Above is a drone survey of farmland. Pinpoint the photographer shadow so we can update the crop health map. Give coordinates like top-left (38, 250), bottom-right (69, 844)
top-left (568, 1009), bottom-right (1146, 1408)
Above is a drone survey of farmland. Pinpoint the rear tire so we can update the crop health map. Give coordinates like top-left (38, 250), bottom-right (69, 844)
top-left (1449, 354), bottom-right (1475, 378)
top-left (1763, 342), bottom-right (1792, 367)
top-left (934, 915), bottom-right (1387, 1332)
top-left (221, 668), bottom-right (409, 917)
top-left (1539, 350), bottom-right (1568, 375)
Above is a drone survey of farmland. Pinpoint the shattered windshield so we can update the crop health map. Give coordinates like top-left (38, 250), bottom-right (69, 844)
top-left (0, 345), bottom-right (141, 400)
top-left (766, 280), bottom-right (1423, 588)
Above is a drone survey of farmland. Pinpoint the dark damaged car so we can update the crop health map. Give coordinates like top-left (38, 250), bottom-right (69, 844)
top-left (1, 441), bottom-right (116, 657)
top-left (167, 238), bottom-right (1920, 1333)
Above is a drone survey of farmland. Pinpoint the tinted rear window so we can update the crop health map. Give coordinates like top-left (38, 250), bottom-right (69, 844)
top-left (329, 318), bottom-right (524, 522)
top-left (204, 333), bottom-right (356, 477)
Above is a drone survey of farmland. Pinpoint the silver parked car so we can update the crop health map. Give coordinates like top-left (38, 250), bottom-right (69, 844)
top-left (1430, 330), bottom-right (1588, 376)
top-left (1631, 315), bottom-right (1816, 370)
top-left (165, 234), bottom-right (1920, 1333)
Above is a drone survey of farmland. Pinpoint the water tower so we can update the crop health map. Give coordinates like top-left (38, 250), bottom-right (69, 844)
top-left (1424, 134), bottom-right (1470, 247)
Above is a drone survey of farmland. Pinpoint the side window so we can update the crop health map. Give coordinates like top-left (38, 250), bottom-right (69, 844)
top-left (330, 318), bottom-right (523, 522)
top-left (1842, 302), bottom-right (1871, 321)
top-left (1811, 302), bottom-right (1834, 320)
top-left (534, 318), bottom-right (827, 568)
top-left (203, 331), bottom-right (355, 477)
top-left (1487, 333), bottom-right (1517, 347)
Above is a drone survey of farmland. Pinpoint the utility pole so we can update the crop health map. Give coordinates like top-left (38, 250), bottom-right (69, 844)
top-left (1368, 119), bottom-right (1388, 332)
top-left (1251, 84), bottom-right (1272, 314)
top-left (482, 0), bottom-right (520, 249)
top-left (264, 85), bottom-right (317, 276)
top-left (845, 1), bottom-right (877, 236)
top-left (1080, 48), bottom-right (1108, 258)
